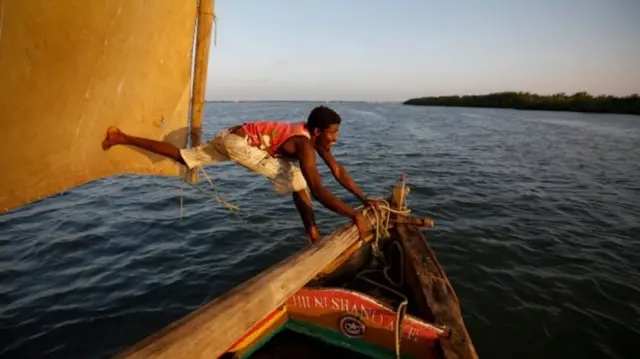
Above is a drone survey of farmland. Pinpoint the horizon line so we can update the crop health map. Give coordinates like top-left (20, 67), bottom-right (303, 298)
top-left (204, 100), bottom-right (403, 103)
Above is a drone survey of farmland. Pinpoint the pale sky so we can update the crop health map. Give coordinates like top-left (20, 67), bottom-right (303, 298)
top-left (204, 0), bottom-right (640, 101)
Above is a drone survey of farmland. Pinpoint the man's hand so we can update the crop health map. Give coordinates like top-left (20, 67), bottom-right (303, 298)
top-left (362, 198), bottom-right (379, 209)
top-left (353, 213), bottom-right (369, 239)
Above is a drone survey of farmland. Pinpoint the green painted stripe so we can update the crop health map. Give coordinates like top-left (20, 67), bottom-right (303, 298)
top-left (284, 319), bottom-right (414, 359)
top-left (238, 325), bottom-right (286, 359)
top-left (240, 318), bottom-right (418, 359)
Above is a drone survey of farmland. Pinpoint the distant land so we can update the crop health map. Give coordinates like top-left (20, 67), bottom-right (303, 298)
top-left (404, 92), bottom-right (640, 115)
top-left (205, 100), bottom-right (397, 104)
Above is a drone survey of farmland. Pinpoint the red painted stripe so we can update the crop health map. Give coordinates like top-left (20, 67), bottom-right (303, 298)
top-left (226, 306), bottom-right (284, 351)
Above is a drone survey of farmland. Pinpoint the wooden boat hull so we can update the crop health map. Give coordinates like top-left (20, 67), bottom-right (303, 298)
top-left (221, 228), bottom-right (454, 359)
top-left (115, 175), bottom-right (477, 359)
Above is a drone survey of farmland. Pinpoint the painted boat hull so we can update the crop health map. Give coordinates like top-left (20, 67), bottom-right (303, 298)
top-left (222, 231), bottom-right (449, 359)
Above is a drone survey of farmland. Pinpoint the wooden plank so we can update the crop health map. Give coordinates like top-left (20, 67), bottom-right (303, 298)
top-left (114, 207), bottom-right (388, 359)
top-left (396, 224), bottom-right (478, 359)
top-left (392, 215), bottom-right (435, 227)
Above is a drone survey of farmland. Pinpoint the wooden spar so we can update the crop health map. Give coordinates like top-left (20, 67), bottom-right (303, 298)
top-left (391, 215), bottom-right (435, 227)
top-left (188, 0), bottom-right (215, 182)
top-left (114, 207), bottom-right (390, 359)
top-left (395, 224), bottom-right (479, 359)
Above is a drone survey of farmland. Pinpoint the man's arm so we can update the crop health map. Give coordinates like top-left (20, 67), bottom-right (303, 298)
top-left (317, 147), bottom-right (368, 203)
top-left (295, 139), bottom-right (358, 218)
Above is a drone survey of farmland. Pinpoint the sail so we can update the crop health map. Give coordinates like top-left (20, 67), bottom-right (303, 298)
top-left (0, 0), bottom-right (212, 212)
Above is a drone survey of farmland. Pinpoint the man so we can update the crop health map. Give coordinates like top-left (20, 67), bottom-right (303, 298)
top-left (101, 105), bottom-right (376, 243)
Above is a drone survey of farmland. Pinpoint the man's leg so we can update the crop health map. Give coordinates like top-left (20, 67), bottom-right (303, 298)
top-left (102, 126), bottom-right (185, 165)
top-left (220, 134), bottom-right (321, 243)
top-left (292, 189), bottom-right (321, 244)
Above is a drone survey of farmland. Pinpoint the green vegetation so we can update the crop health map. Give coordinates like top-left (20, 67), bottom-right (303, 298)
top-left (403, 92), bottom-right (640, 115)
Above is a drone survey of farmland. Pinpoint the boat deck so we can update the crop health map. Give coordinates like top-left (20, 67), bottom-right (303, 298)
top-left (249, 329), bottom-right (372, 359)
top-left (312, 239), bottom-right (426, 320)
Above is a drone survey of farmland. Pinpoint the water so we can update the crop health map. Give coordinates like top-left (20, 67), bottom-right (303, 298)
top-left (1, 103), bottom-right (639, 359)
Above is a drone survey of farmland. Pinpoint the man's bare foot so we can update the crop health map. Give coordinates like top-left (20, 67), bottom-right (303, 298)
top-left (102, 126), bottom-right (126, 150)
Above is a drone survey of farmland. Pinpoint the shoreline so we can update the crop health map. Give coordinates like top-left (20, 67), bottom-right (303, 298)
top-left (403, 92), bottom-right (640, 116)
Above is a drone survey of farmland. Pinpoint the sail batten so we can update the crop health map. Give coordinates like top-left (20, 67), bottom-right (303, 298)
top-left (0, 0), bottom-right (211, 213)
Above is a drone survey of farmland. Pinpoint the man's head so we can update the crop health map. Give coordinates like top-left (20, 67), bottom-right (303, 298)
top-left (307, 106), bottom-right (341, 150)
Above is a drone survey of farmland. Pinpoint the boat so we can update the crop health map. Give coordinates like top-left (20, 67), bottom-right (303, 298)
top-left (0, 1), bottom-right (477, 358)
top-left (114, 175), bottom-right (478, 359)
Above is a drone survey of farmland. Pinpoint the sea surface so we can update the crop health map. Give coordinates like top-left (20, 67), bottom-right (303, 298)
top-left (1, 102), bottom-right (639, 359)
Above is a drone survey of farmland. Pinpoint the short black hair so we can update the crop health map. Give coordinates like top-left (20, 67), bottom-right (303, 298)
top-left (307, 106), bottom-right (341, 132)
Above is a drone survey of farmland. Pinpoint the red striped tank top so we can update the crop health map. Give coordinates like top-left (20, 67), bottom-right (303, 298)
top-left (241, 121), bottom-right (310, 156)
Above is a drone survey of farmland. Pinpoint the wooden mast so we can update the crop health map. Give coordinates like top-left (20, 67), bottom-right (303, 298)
top-left (188, 0), bottom-right (215, 182)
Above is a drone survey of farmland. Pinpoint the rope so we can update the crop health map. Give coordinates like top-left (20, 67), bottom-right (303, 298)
top-left (394, 300), bottom-right (408, 358)
top-left (354, 273), bottom-right (408, 359)
top-left (359, 199), bottom-right (411, 288)
top-left (213, 13), bottom-right (218, 47)
top-left (178, 167), bottom-right (242, 218)
top-left (179, 177), bottom-right (185, 220)
top-left (358, 198), bottom-right (410, 260)
top-left (354, 198), bottom-right (412, 359)
top-left (198, 167), bottom-right (240, 213)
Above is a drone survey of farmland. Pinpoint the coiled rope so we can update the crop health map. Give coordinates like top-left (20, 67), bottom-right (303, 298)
top-left (355, 198), bottom-right (413, 359)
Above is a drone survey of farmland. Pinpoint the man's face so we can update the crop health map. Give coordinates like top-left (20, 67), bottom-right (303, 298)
top-left (314, 124), bottom-right (340, 151)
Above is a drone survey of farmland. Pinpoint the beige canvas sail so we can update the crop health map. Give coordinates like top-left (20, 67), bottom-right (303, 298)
top-left (0, 0), bottom-right (214, 212)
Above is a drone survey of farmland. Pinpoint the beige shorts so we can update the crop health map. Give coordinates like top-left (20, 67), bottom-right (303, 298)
top-left (180, 129), bottom-right (308, 194)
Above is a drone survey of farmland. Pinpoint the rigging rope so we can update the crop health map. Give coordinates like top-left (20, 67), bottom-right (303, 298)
top-left (354, 198), bottom-right (413, 359)
top-left (178, 167), bottom-right (242, 218)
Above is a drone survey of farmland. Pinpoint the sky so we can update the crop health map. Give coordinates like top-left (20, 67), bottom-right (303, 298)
top-left (204, 0), bottom-right (640, 101)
